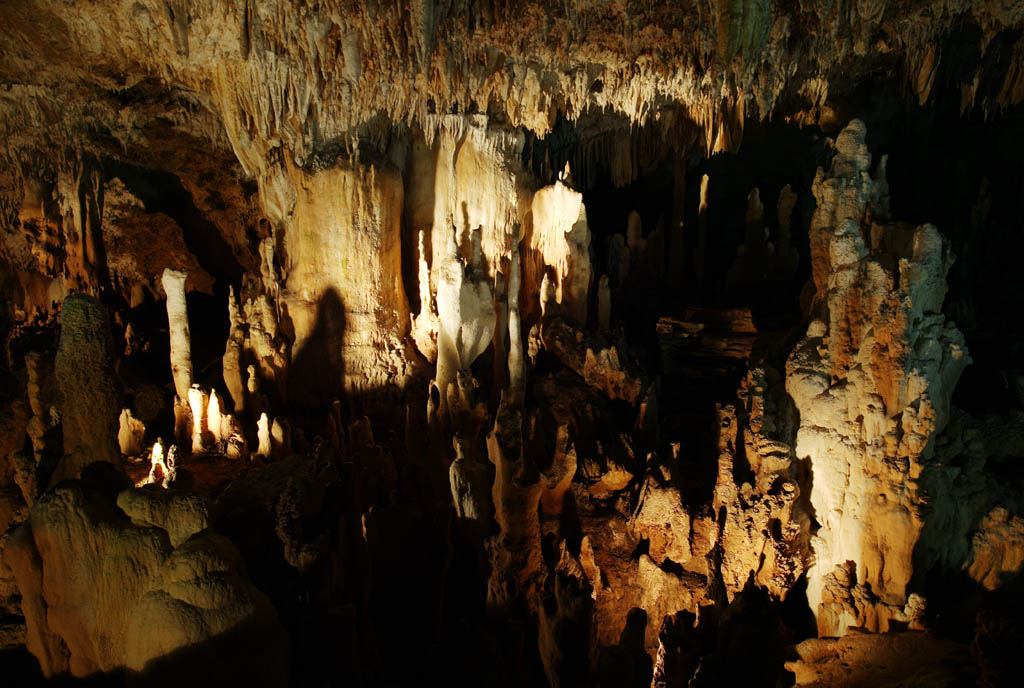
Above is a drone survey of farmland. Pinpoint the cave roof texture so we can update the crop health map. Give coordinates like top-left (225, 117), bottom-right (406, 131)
top-left (2, 0), bottom-right (1022, 210)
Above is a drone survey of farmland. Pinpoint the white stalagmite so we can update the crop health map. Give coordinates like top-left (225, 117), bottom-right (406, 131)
top-left (256, 413), bottom-right (271, 459)
top-left (539, 273), bottom-right (554, 317)
top-left (207, 389), bottom-right (224, 444)
top-left (161, 268), bottom-right (192, 401)
top-left (141, 439), bottom-right (169, 488)
top-left (187, 385), bottom-right (209, 455)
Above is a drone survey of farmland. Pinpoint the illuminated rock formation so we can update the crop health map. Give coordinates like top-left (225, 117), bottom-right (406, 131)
top-left (786, 632), bottom-right (973, 688)
top-left (965, 508), bottom-right (1024, 591)
top-left (281, 156), bottom-right (414, 401)
top-left (256, 413), bottom-right (272, 461)
top-left (187, 385), bottom-right (211, 455)
top-left (714, 368), bottom-right (809, 602)
top-left (2, 2), bottom-right (1024, 685)
top-left (436, 228), bottom-right (496, 420)
top-left (541, 316), bottom-right (646, 404)
top-left (161, 268), bottom-right (192, 402)
top-left (117, 408), bottom-right (145, 457)
top-left (224, 257), bottom-right (290, 414)
top-left (6, 479), bottom-right (286, 683)
top-left (527, 180), bottom-right (592, 326)
top-left (787, 120), bottom-right (970, 636)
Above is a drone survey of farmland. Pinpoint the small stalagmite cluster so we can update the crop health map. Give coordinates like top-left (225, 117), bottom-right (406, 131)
top-left (1, 2), bottom-right (1024, 687)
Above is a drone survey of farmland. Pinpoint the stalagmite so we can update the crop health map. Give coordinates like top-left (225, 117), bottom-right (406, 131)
top-left (161, 268), bottom-right (192, 401)
top-left (539, 425), bottom-right (577, 517)
top-left (207, 390), bottom-right (224, 444)
top-left (539, 272), bottom-right (555, 317)
top-left (786, 120), bottom-right (970, 636)
top-left (486, 396), bottom-right (542, 611)
top-left (187, 385), bottom-right (210, 455)
top-left (222, 414), bottom-right (248, 460)
top-left (141, 439), bottom-right (166, 487)
top-left (256, 413), bottom-right (271, 460)
top-left (411, 230), bottom-right (439, 363)
top-left (540, 317), bottom-right (646, 404)
top-left (117, 409), bottom-right (146, 457)
top-left (270, 418), bottom-right (291, 460)
top-left (223, 286), bottom-right (246, 413)
top-left (52, 294), bottom-right (121, 482)
top-left (449, 434), bottom-right (493, 539)
top-left (172, 396), bottom-right (191, 452)
top-left (713, 369), bottom-right (809, 601)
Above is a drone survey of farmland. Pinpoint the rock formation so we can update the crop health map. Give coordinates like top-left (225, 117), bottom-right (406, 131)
top-left (787, 120), bottom-right (970, 636)
top-left (161, 268), bottom-right (193, 402)
top-left (1, 3), bottom-right (1023, 685)
top-left (52, 294), bottom-right (121, 483)
top-left (6, 476), bottom-right (287, 684)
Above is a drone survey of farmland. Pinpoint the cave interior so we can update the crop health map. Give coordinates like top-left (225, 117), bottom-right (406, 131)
top-left (1, 2), bottom-right (1024, 687)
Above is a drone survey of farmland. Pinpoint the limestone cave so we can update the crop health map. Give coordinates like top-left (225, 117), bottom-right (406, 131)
top-left (1, 2), bottom-right (1023, 686)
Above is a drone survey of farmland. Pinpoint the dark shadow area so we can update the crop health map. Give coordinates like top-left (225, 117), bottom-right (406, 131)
top-left (841, 60), bottom-right (1024, 414)
top-left (286, 288), bottom-right (346, 422)
top-left (102, 159), bottom-right (245, 292)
